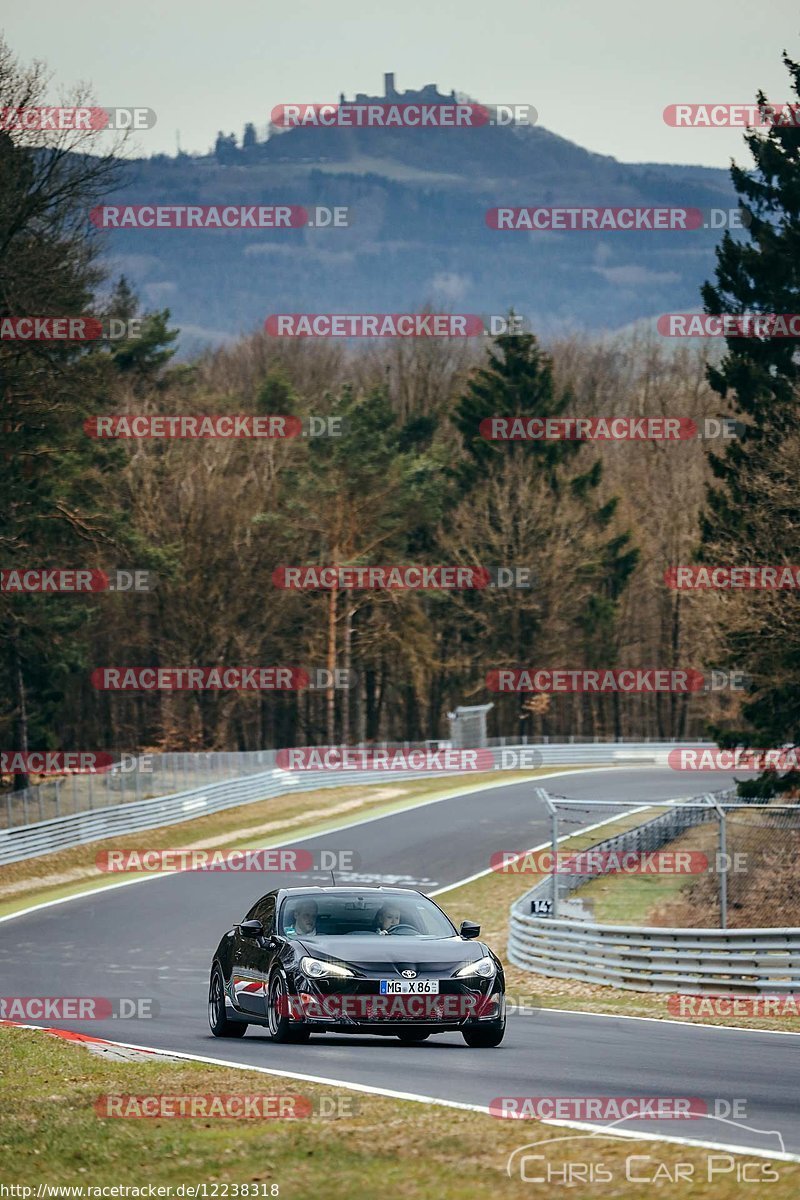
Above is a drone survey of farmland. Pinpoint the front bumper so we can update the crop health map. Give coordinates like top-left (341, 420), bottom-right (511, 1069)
top-left (286, 975), bottom-right (505, 1029)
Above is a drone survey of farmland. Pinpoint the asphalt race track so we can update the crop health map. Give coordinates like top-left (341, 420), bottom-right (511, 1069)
top-left (1, 767), bottom-right (798, 1158)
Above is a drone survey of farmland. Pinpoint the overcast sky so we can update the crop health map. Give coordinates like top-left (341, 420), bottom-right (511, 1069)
top-left (3, 0), bottom-right (799, 167)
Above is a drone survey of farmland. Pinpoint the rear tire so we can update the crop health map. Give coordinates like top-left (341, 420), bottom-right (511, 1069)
top-left (462, 1019), bottom-right (505, 1048)
top-left (396, 1030), bottom-right (431, 1044)
top-left (209, 965), bottom-right (247, 1038)
top-left (267, 973), bottom-right (311, 1044)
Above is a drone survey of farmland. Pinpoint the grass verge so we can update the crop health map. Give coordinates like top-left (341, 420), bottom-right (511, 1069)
top-left (1, 1025), bottom-right (797, 1196)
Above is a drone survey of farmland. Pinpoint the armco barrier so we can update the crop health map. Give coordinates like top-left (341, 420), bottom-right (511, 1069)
top-left (0, 741), bottom-right (705, 866)
top-left (507, 915), bottom-right (800, 994)
top-left (507, 791), bottom-right (800, 993)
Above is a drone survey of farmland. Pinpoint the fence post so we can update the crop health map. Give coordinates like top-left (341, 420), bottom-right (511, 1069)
top-left (536, 788), bottom-right (558, 919)
top-left (706, 794), bottom-right (728, 930)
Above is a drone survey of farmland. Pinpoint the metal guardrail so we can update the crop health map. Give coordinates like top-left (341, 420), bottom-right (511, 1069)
top-left (1, 740), bottom-right (692, 831)
top-left (0, 741), bottom-right (705, 866)
top-left (508, 916), bottom-right (800, 993)
top-left (508, 790), bottom-right (800, 993)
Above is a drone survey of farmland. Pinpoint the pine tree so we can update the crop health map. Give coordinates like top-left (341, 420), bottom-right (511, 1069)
top-left (451, 328), bottom-right (638, 736)
top-left (0, 41), bottom-right (160, 783)
top-left (699, 52), bottom-right (800, 786)
top-left (452, 326), bottom-right (579, 487)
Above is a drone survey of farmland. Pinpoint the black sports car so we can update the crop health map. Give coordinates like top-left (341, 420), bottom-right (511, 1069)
top-left (208, 886), bottom-right (506, 1047)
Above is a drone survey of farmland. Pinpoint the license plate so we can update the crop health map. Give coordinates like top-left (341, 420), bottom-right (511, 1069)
top-left (379, 979), bottom-right (440, 995)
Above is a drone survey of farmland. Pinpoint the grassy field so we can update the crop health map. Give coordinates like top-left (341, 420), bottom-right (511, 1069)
top-left (574, 818), bottom-right (718, 925)
top-left (2, 1025), bottom-right (797, 1197)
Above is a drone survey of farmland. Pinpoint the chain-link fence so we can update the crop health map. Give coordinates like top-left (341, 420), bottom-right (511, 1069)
top-left (0, 738), bottom-right (704, 832)
top-left (0, 751), bottom-right (280, 830)
top-left (536, 791), bottom-right (800, 930)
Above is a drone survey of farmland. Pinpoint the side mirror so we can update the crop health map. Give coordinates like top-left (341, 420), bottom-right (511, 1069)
top-left (238, 919), bottom-right (263, 938)
top-left (460, 920), bottom-right (481, 939)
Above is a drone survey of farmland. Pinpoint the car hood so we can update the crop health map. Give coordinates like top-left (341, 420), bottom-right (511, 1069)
top-left (293, 934), bottom-right (488, 973)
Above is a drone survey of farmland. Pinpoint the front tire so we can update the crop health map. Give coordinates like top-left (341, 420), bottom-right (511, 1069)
top-left (209, 965), bottom-right (247, 1038)
top-left (462, 1019), bottom-right (505, 1048)
top-left (267, 973), bottom-right (311, 1043)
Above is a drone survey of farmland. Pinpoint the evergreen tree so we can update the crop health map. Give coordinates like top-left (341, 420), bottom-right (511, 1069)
top-left (213, 131), bottom-right (239, 163)
top-left (451, 328), bottom-right (638, 734)
top-left (699, 52), bottom-right (800, 787)
top-left (453, 326), bottom-right (580, 487)
top-left (97, 276), bottom-right (180, 392)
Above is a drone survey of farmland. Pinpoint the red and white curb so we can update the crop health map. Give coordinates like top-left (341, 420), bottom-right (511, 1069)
top-left (0, 1018), bottom-right (183, 1062)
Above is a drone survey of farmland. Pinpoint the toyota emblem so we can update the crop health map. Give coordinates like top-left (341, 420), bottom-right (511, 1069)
top-left (401, 969), bottom-right (417, 978)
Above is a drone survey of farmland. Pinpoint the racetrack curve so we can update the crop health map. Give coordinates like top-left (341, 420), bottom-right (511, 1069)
top-left (1, 767), bottom-right (797, 1157)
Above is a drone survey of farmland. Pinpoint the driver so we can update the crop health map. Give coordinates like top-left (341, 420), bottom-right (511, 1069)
top-left (284, 899), bottom-right (318, 937)
top-left (374, 904), bottom-right (402, 935)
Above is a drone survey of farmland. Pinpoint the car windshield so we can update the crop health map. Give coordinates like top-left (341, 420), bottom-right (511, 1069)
top-left (278, 892), bottom-right (456, 938)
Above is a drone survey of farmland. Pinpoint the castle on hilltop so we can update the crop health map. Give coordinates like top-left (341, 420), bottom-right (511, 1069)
top-left (340, 73), bottom-right (458, 106)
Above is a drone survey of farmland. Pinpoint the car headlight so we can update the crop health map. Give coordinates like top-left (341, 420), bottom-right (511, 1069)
top-left (454, 955), bottom-right (496, 978)
top-left (300, 956), bottom-right (355, 979)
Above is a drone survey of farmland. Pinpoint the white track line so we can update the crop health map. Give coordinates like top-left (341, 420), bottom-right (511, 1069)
top-left (535, 1005), bottom-right (800, 1037)
top-left (6, 1021), bottom-right (798, 1163)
